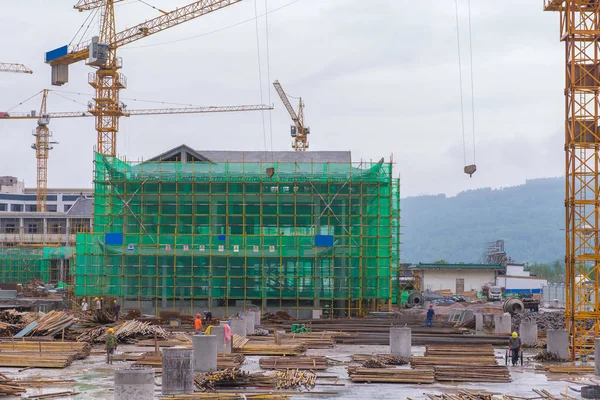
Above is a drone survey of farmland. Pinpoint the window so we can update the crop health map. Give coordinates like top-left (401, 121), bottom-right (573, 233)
top-left (47, 204), bottom-right (57, 212)
top-left (27, 224), bottom-right (38, 234)
top-left (11, 204), bottom-right (22, 212)
top-left (25, 205), bottom-right (36, 212)
top-left (5, 224), bottom-right (15, 234)
top-left (0, 204), bottom-right (6, 212)
top-left (64, 204), bottom-right (71, 212)
top-left (49, 223), bottom-right (61, 234)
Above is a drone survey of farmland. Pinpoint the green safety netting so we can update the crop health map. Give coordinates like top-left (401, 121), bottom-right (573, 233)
top-left (75, 153), bottom-right (400, 313)
top-left (0, 246), bottom-right (74, 283)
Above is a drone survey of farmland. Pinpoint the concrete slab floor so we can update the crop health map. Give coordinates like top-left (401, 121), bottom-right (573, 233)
top-left (0, 344), bottom-right (594, 399)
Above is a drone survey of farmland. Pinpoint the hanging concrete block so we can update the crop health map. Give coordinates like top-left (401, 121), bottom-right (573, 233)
top-left (390, 327), bottom-right (411, 358)
top-left (192, 335), bottom-right (217, 372)
top-left (547, 329), bottom-right (569, 360)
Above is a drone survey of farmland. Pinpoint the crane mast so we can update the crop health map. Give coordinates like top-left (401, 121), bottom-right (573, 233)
top-left (273, 80), bottom-right (309, 151)
top-left (31, 90), bottom-right (58, 212)
top-left (46, 0), bottom-right (244, 157)
top-left (544, 0), bottom-right (600, 358)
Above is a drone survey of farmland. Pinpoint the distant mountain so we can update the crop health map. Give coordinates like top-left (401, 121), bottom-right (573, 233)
top-left (400, 177), bottom-right (564, 264)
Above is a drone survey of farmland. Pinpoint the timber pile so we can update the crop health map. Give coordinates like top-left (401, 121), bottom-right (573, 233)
top-left (28, 311), bottom-right (74, 337)
top-left (259, 356), bottom-right (329, 370)
top-left (20, 279), bottom-right (51, 298)
top-left (0, 310), bottom-right (23, 325)
top-left (232, 335), bottom-right (249, 349)
top-left (274, 369), bottom-right (316, 390)
top-left (424, 389), bottom-right (579, 399)
top-left (362, 358), bottom-right (387, 368)
top-left (0, 373), bottom-right (26, 397)
top-left (412, 344), bottom-right (511, 383)
top-left (234, 343), bottom-right (307, 356)
top-left (351, 354), bottom-right (410, 365)
top-left (0, 341), bottom-right (91, 360)
top-left (348, 366), bottom-right (435, 384)
top-left (0, 352), bottom-right (75, 368)
top-left (250, 332), bottom-right (335, 349)
top-left (194, 368), bottom-right (316, 392)
top-left (162, 395), bottom-right (289, 400)
top-left (545, 365), bottom-right (594, 374)
top-left (135, 352), bottom-right (245, 369)
top-left (77, 319), bottom-right (168, 343)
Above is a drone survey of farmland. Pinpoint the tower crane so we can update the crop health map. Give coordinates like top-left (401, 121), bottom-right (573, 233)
top-left (0, 63), bottom-right (32, 74)
top-left (45, 0), bottom-right (245, 158)
top-left (273, 80), bottom-right (310, 151)
top-left (1, 99), bottom-right (272, 212)
top-left (544, 0), bottom-right (600, 358)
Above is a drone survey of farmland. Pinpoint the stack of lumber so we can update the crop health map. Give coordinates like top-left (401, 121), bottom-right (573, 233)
top-left (425, 389), bottom-right (576, 399)
top-left (135, 352), bottom-right (245, 370)
top-left (259, 356), bottom-right (329, 370)
top-left (351, 354), bottom-right (410, 365)
top-left (0, 352), bottom-right (75, 368)
top-left (545, 365), bottom-right (594, 374)
top-left (234, 343), bottom-right (307, 356)
top-left (0, 373), bottom-right (26, 397)
top-left (28, 311), bottom-right (74, 337)
top-left (0, 341), bottom-right (91, 360)
top-left (0, 310), bottom-right (23, 325)
top-left (250, 332), bottom-right (335, 349)
top-left (411, 344), bottom-right (511, 383)
top-left (194, 368), bottom-right (316, 392)
top-left (274, 369), bottom-right (316, 390)
top-left (76, 319), bottom-right (168, 343)
top-left (348, 366), bottom-right (435, 384)
top-left (163, 395), bottom-right (289, 400)
top-left (232, 335), bottom-right (249, 349)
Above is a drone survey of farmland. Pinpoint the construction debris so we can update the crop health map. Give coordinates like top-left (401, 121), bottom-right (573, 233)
top-left (348, 366), bottom-right (435, 384)
top-left (0, 373), bottom-right (26, 397)
top-left (28, 311), bottom-right (74, 337)
top-left (259, 356), bottom-right (329, 370)
top-left (352, 354), bottom-right (411, 366)
top-left (512, 311), bottom-right (565, 333)
top-left (261, 311), bottom-right (294, 323)
top-left (76, 319), bottom-right (168, 343)
top-left (361, 357), bottom-right (387, 368)
top-left (533, 350), bottom-right (567, 363)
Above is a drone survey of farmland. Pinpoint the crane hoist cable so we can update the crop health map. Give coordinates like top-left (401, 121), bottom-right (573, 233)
top-left (254, 0), bottom-right (268, 157)
top-left (454, 0), bottom-right (477, 178)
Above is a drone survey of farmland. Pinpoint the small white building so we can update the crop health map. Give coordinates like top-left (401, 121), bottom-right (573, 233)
top-left (410, 263), bottom-right (504, 294)
top-left (496, 263), bottom-right (547, 295)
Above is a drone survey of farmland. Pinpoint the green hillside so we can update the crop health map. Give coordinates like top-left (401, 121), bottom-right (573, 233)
top-left (400, 177), bottom-right (564, 264)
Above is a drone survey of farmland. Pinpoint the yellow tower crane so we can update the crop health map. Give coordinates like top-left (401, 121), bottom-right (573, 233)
top-left (544, 0), bottom-right (600, 358)
top-left (1, 99), bottom-right (272, 212)
top-left (273, 80), bottom-right (310, 151)
top-left (0, 63), bottom-right (32, 74)
top-left (45, 0), bottom-right (245, 157)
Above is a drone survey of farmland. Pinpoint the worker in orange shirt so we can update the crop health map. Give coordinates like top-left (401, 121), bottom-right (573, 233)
top-left (194, 313), bottom-right (202, 334)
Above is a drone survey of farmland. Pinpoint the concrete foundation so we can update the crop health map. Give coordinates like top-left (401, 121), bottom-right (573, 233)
top-left (230, 318), bottom-right (247, 338)
top-left (596, 338), bottom-right (600, 376)
top-left (219, 321), bottom-right (233, 353)
top-left (192, 335), bottom-right (217, 372)
top-left (114, 366), bottom-right (154, 400)
top-left (210, 326), bottom-right (227, 354)
top-left (494, 313), bottom-right (512, 334)
top-left (519, 321), bottom-right (538, 347)
top-left (161, 348), bottom-right (194, 395)
top-left (244, 313), bottom-right (255, 335)
top-left (390, 327), bottom-right (411, 358)
top-left (475, 313), bottom-right (484, 331)
top-left (312, 310), bottom-right (323, 319)
top-left (547, 329), bottom-right (569, 360)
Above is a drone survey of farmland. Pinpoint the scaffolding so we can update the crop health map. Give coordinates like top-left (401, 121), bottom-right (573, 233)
top-left (0, 246), bottom-right (74, 284)
top-left (74, 153), bottom-right (400, 317)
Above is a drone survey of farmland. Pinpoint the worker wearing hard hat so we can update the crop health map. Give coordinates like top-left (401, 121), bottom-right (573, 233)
top-left (112, 300), bottom-right (120, 319)
top-left (95, 297), bottom-right (101, 311)
top-left (195, 314), bottom-right (203, 334)
top-left (106, 327), bottom-right (117, 364)
top-left (81, 299), bottom-right (89, 312)
top-left (508, 332), bottom-right (522, 366)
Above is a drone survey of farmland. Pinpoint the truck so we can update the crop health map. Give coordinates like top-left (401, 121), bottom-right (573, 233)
top-left (488, 286), bottom-right (502, 301)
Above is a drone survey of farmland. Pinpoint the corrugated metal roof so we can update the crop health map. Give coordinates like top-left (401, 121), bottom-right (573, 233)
top-left (410, 263), bottom-right (504, 270)
top-left (66, 197), bottom-right (93, 217)
top-left (197, 150), bottom-right (351, 163)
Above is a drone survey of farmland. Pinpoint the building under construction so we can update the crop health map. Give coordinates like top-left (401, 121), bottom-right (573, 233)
top-left (74, 145), bottom-right (400, 317)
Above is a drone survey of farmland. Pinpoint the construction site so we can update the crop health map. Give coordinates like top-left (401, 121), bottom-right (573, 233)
top-left (0, 0), bottom-right (599, 399)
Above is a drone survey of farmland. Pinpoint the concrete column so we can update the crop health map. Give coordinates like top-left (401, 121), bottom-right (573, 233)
top-left (595, 338), bottom-right (600, 375)
top-left (211, 326), bottom-right (226, 354)
top-left (253, 310), bottom-right (261, 325)
top-left (494, 313), bottom-right (511, 334)
top-left (547, 329), bottom-right (569, 360)
top-left (519, 321), bottom-right (538, 347)
top-left (244, 314), bottom-right (255, 335)
top-left (312, 310), bottom-right (322, 319)
top-left (229, 318), bottom-right (247, 338)
top-left (161, 348), bottom-right (194, 395)
top-left (114, 367), bottom-right (155, 400)
top-left (475, 313), bottom-right (484, 331)
top-left (192, 335), bottom-right (217, 372)
top-left (219, 321), bottom-right (232, 353)
top-left (390, 327), bottom-right (411, 358)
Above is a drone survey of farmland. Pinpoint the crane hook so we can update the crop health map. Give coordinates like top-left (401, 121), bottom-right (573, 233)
top-left (464, 164), bottom-right (477, 178)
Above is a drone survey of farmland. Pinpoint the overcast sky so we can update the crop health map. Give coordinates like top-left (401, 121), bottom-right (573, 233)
top-left (0, 0), bottom-right (564, 197)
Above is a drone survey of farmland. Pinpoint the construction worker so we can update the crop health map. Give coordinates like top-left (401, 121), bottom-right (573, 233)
top-left (425, 304), bottom-right (435, 328)
top-left (106, 328), bottom-right (117, 364)
top-left (195, 313), bottom-right (202, 334)
top-left (81, 299), bottom-right (89, 312)
top-left (112, 300), bottom-right (120, 319)
top-left (508, 332), bottom-right (522, 366)
top-left (95, 297), bottom-right (101, 311)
